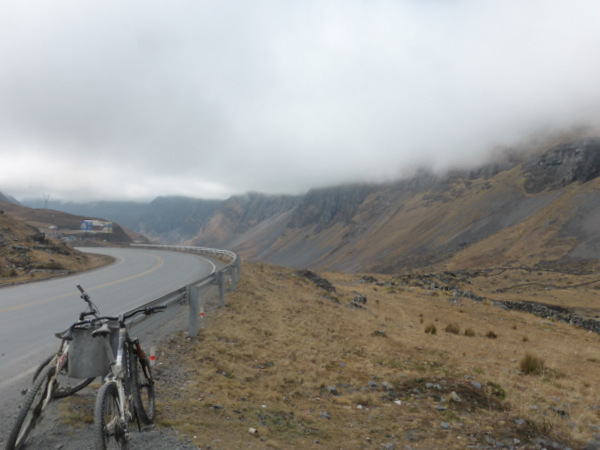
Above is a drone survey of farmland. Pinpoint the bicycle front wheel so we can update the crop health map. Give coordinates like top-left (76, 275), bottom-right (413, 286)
top-left (94, 381), bottom-right (129, 450)
top-left (131, 353), bottom-right (155, 424)
top-left (6, 364), bottom-right (55, 450)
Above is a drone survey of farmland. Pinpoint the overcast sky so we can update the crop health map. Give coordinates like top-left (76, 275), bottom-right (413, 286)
top-left (1, 1), bottom-right (600, 202)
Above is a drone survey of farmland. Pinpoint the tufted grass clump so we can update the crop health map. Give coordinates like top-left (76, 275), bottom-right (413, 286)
top-left (464, 328), bottom-right (476, 337)
top-left (520, 352), bottom-right (545, 375)
top-left (445, 322), bottom-right (460, 334)
top-left (424, 323), bottom-right (437, 334)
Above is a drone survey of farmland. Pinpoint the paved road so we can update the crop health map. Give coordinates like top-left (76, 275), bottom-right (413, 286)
top-left (0, 246), bottom-right (215, 443)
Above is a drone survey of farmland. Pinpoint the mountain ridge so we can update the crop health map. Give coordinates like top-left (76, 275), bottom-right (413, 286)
top-left (189, 136), bottom-right (600, 272)
top-left (17, 136), bottom-right (600, 274)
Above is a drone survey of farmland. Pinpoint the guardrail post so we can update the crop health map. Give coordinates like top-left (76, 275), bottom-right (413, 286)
top-left (218, 271), bottom-right (225, 307)
top-left (131, 244), bottom-right (240, 326)
top-left (188, 285), bottom-right (199, 337)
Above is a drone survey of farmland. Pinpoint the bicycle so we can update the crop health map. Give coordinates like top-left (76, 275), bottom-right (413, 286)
top-left (91, 304), bottom-right (166, 449)
top-left (6, 285), bottom-right (104, 450)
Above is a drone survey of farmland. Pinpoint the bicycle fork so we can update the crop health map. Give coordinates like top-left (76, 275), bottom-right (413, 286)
top-left (116, 381), bottom-right (131, 442)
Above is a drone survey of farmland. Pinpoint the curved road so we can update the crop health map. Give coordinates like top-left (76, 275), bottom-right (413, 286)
top-left (0, 247), bottom-right (215, 441)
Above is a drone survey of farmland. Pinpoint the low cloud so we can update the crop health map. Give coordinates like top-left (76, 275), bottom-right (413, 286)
top-left (1, 0), bottom-right (600, 201)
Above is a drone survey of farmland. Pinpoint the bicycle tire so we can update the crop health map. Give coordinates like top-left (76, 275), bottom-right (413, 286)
top-left (6, 364), bottom-right (55, 450)
top-left (131, 352), bottom-right (155, 424)
top-left (32, 354), bottom-right (95, 398)
top-left (31, 354), bottom-right (53, 382)
top-left (94, 381), bottom-right (129, 450)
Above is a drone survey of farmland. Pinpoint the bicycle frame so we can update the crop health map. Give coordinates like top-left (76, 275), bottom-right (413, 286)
top-left (31, 338), bottom-right (67, 385)
top-left (106, 322), bottom-right (135, 435)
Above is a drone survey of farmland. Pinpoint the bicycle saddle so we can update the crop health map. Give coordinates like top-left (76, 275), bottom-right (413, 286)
top-left (54, 327), bottom-right (73, 341)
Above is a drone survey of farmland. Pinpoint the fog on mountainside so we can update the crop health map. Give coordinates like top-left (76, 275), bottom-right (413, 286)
top-left (14, 136), bottom-right (600, 275)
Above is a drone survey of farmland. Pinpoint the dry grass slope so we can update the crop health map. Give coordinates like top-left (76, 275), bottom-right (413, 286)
top-left (0, 211), bottom-right (111, 285)
top-left (154, 262), bottom-right (600, 449)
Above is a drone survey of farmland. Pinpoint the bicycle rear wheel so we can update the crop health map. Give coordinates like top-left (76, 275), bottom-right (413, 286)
top-left (33, 355), bottom-right (94, 398)
top-left (131, 352), bottom-right (155, 424)
top-left (6, 364), bottom-right (55, 450)
top-left (94, 381), bottom-right (129, 449)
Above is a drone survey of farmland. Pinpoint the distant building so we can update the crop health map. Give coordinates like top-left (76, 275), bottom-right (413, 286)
top-left (80, 220), bottom-right (113, 234)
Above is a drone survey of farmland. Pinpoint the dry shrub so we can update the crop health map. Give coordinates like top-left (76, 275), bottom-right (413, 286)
top-left (424, 323), bottom-right (437, 334)
top-left (444, 322), bottom-right (460, 334)
top-left (520, 352), bottom-right (545, 375)
top-left (464, 328), bottom-right (476, 337)
top-left (485, 330), bottom-right (498, 339)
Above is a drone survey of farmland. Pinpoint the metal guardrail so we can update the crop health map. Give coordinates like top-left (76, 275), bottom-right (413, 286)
top-left (126, 244), bottom-right (241, 336)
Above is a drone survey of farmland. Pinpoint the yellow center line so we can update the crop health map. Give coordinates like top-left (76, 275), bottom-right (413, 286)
top-left (0, 253), bottom-right (164, 314)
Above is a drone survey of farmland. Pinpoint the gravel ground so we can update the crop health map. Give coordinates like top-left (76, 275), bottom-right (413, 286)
top-left (2, 302), bottom-right (208, 450)
top-left (14, 402), bottom-right (202, 450)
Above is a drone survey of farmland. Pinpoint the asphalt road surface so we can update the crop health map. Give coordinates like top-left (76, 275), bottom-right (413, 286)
top-left (0, 246), bottom-right (215, 446)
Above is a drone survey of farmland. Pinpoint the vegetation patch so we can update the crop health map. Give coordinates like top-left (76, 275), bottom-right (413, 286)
top-left (57, 390), bottom-right (97, 427)
top-left (444, 322), bottom-right (460, 334)
top-left (486, 381), bottom-right (507, 400)
top-left (464, 327), bottom-right (476, 337)
top-left (153, 262), bottom-right (592, 449)
top-left (424, 323), bottom-right (437, 334)
top-left (520, 353), bottom-right (545, 375)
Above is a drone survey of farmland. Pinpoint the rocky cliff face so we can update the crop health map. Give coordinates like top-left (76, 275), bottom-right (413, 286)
top-left (189, 137), bottom-right (600, 273)
top-left (225, 193), bottom-right (301, 234)
top-left (191, 193), bottom-right (300, 248)
top-left (523, 138), bottom-right (600, 193)
top-left (287, 184), bottom-right (376, 231)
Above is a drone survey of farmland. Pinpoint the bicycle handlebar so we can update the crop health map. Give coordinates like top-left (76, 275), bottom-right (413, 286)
top-left (90, 304), bottom-right (168, 325)
top-left (54, 285), bottom-right (167, 339)
top-left (54, 304), bottom-right (166, 340)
